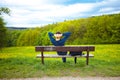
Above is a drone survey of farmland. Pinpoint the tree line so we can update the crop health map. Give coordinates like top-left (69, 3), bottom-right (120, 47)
top-left (5, 13), bottom-right (120, 47)
top-left (0, 11), bottom-right (120, 47)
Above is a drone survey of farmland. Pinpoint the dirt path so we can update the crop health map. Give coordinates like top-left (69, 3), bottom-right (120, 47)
top-left (1, 77), bottom-right (120, 80)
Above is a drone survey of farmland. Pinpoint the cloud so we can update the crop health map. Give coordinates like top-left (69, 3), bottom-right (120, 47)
top-left (1, 0), bottom-right (120, 27)
top-left (96, 0), bottom-right (120, 13)
top-left (99, 7), bottom-right (115, 12)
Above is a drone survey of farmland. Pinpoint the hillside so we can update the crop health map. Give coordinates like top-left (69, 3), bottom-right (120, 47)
top-left (6, 13), bottom-right (120, 46)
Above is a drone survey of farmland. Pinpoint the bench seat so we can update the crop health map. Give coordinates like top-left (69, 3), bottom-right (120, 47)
top-left (36, 54), bottom-right (94, 58)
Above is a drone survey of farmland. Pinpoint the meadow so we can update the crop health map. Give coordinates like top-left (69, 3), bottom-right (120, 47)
top-left (0, 44), bottom-right (120, 79)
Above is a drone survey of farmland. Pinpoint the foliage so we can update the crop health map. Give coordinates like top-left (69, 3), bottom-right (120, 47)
top-left (0, 7), bottom-right (10, 16)
top-left (6, 30), bottom-right (22, 46)
top-left (6, 13), bottom-right (120, 46)
top-left (0, 45), bottom-right (120, 78)
top-left (0, 7), bottom-right (10, 49)
top-left (0, 17), bottom-right (7, 49)
top-left (16, 28), bottom-right (39, 46)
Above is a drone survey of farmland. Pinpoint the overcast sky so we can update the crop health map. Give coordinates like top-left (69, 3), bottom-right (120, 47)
top-left (0, 0), bottom-right (120, 28)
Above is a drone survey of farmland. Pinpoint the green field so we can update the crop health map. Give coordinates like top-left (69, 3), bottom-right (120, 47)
top-left (0, 44), bottom-right (120, 78)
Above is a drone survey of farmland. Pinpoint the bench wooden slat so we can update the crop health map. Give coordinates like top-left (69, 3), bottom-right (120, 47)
top-left (36, 54), bottom-right (94, 58)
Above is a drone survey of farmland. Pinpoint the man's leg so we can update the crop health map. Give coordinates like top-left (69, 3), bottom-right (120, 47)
top-left (69, 51), bottom-right (82, 63)
top-left (74, 57), bottom-right (77, 64)
top-left (57, 52), bottom-right (67, 63)
top-left (62, 57), bottom-right (66, 63)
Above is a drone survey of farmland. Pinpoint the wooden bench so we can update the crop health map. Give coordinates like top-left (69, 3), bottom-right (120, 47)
top-left (35, 46), bottom-right (95, 65)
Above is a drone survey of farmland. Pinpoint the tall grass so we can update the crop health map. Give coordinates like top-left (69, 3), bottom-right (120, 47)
top-left (0, 45), bottom-right (120, 78)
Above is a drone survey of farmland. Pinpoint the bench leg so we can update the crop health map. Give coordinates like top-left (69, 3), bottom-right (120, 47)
top-left (86, 50), bottom-right (89, 65)
top-left (41, 51), bottom-right (44, 64)
top-left (74, 57), bottom-right (77, 64)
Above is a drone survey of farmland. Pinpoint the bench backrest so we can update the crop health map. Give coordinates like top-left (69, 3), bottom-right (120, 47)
top-left (35, 46), bottom-right (95, 52)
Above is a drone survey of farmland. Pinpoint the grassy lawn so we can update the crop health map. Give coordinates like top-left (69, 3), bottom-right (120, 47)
top-left (0, 44), bottom-right (120, 78)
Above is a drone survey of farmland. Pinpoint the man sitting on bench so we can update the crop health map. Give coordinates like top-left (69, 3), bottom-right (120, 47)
top-left (48, 32), bottom-right (82, 63)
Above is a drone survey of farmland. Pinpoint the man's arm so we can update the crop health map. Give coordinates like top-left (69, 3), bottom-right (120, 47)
top-left (61, 32), bottom-right (71, 43)
top-left (48, 32), bottom-right (56, 44)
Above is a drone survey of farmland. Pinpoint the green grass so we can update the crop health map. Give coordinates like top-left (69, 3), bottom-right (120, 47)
top-left (0, 45), bottom-right (120, 78)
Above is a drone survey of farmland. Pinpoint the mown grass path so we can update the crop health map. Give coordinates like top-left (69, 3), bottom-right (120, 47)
top-left (1, 77), bottom-right (120, 80)
top-left (0, 44), bottom-right (120, 79)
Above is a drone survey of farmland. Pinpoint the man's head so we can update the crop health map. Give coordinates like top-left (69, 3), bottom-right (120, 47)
top-left (54, 32), bottom-right (62, 41)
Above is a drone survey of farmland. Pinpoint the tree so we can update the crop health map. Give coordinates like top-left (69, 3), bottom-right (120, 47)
top-left (6, 30), bottom-right (22, 46)
top-left (0, 7), bottom-right (10, 49)
top-left (0, 17), bottom-right (7, 49)
top-left (0, 7), bottom-right (10, 15)
top-left (17, 29), bottom-right (41, 46)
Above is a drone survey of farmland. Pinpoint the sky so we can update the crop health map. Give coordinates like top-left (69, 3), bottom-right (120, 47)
top-left (0, 0), bottom-right (120, 28)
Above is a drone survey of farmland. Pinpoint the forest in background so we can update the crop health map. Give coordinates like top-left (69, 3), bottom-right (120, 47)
top-left (6, 13), bottom-right (120, 46)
